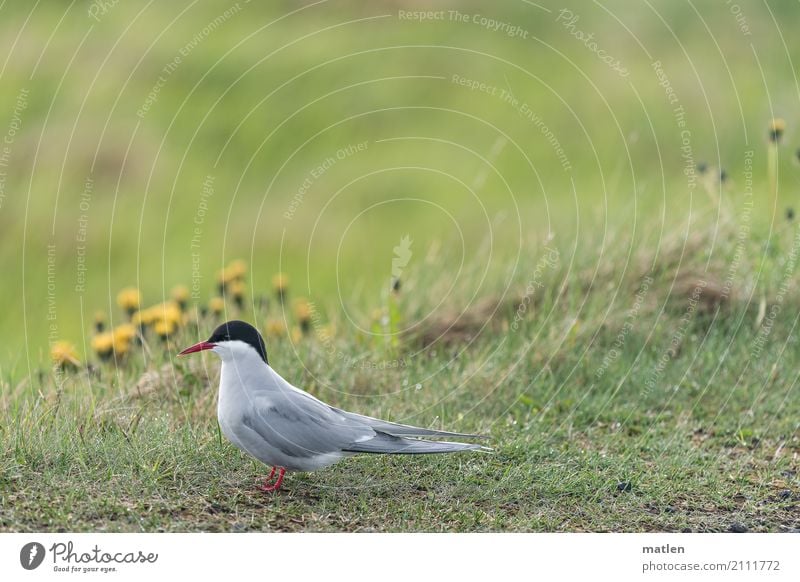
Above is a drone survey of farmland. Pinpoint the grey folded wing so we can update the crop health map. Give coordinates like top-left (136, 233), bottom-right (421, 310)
top-left (241, 392), bottom-right (375, 459)
top-left (335, 408), bottom-right (486, 439)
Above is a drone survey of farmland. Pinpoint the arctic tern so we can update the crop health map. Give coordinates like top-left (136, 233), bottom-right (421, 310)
top-left (179, 320), bottom-right (487, 491)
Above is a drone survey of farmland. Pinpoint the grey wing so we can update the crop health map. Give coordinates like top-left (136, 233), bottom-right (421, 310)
top-left (240, 391), bottom-right (375, 459)
top-left (335, 408), bottom-right (486, 439)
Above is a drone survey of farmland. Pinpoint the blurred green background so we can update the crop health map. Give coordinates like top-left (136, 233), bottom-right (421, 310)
top-left (1, 0), bottom-right (798, 372)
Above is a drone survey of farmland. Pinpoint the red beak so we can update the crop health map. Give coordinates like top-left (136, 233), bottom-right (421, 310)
top-left (178, 341), bottom-right (216, 356)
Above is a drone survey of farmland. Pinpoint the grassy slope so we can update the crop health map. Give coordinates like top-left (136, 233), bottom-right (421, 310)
top-left (1, 218), bottom-right (798, 532)
top-left (1, 0), bottom-right (799, 362)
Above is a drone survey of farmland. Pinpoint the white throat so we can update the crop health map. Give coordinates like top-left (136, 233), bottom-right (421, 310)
top-left (215, 340), bottom-right (269, 408)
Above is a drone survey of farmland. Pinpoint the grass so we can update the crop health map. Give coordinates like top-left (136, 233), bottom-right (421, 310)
top-left (2, 215), bottom-right (799, 532)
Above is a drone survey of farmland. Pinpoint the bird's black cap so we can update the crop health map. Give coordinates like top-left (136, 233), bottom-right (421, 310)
top-left (208, 320), bottom-right (268, 364)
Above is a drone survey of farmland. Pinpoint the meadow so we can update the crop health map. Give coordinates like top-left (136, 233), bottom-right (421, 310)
top-left (0, 1), bottom-right (799, 532)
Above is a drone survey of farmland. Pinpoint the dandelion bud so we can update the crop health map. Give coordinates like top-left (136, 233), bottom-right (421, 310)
top-left (293, 298), bottom-right (312, 334)
top-left (208, 296), bottom-right (225, 317)
top-left (272, 273), bottom-right (289, 303)
top-left (768, 118), bottom-right (785, 143)
top-left (93, 311), bottom-right (106, 333)
top-left (228, 280), bottom-right (245, 309)
top-left (171, 285), bottom-right (189, 310)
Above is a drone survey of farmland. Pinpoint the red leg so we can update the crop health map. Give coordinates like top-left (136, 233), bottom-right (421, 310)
top-left (259, 466), bottom-right (277, 490)
top-left (261, 467), bottom-right (286, 493)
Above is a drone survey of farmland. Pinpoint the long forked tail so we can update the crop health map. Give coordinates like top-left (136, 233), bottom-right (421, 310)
top-left (344, 432), bottom-right (492, 455)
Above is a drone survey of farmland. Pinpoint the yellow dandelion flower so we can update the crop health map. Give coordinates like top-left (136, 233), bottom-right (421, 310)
top-left (272, 273), bottom-right (289, 291)
top-left (116, 287), bottom-right (141, 316)
top-left (112, 336), bottom-right (130, 357)
top-left (154, 319), bottom-right (176, 340)
top-left (91, 333), bottom-right (115, 360)
top-left (228, 280), bottom-right (246, 308)
top-left (229, 279), bottom-right (245, 298)
top-left (112, 323), bottom-right (136, 343)
top-left (51, 341), bottom-right (80, 369)
top-left (130, 301), bottom-right (181, 329)
top-left (292, 298), bottom-right (310, 319)
top-left (227, 280), bottom-right (245, 308)
top-left (92, 332), bottom-right (131, 360)
top-left (171, 285), bottom-right (189, 309)
top-left (131, 308), bottom-right (149, 327)
top-left (227, 259), bottom-right (247, 281)
top-left (131, 309), bottom-right (152, 327)
top-left (265, 318), bottom-right (287, 339)
top-left (208, 296), bottom-right (225, 316)
top-left (160, 301), bottom-right (183, 326)
top-left (216, 260), bottom-right (248, 293)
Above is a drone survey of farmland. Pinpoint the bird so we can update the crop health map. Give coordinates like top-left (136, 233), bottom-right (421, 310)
top-left (178, 320), bottom-right (488, 492)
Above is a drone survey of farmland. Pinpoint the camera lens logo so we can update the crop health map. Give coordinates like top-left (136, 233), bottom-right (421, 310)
top-left (20, 542), bottom-right (46, 570)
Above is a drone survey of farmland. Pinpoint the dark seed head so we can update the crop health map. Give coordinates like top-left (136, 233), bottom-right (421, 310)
top-left (616, 481), bottom-right (632, 492)
top-left (768, 118), bottom-right (785, 144)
